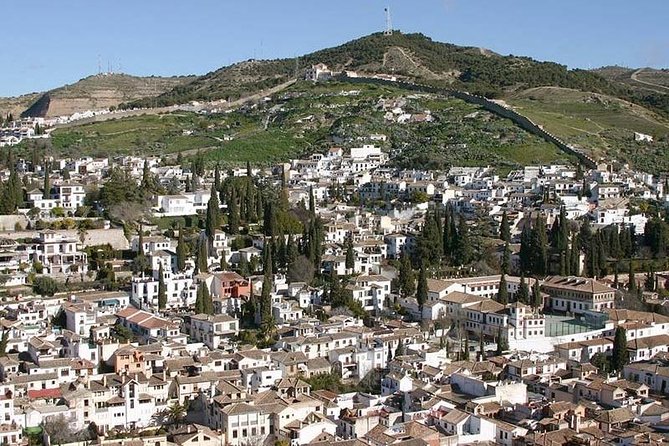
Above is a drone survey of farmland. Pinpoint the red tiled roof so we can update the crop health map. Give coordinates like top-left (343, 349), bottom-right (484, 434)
top-left (28, 388), bottom-right (62, 399)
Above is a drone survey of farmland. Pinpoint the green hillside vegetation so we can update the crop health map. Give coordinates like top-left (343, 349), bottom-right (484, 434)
top-left (49, 80), bottom-right (568, 167)
top-left (508, 87), bottom-right (669, 173)
top-left (125, 32), bottom-right (669, 119)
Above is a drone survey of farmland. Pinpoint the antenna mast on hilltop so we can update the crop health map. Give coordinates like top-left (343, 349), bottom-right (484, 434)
top-left (384, 7), bottom-right (393, 36)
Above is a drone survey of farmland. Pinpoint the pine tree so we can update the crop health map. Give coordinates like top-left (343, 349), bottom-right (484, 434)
top-left (611, 326), bottom-right (629, 373)
top-left (398, 249), bottom-right (416, 298)
top-left (499, 210), bottom-right (511, 242)
top-left (416, 266), bottom-right (428, 314)
top-left (497, 274), bottom-right (509, 305)
top-left (345, 232), bottom-right (355, 271)
top-left (176, 228), bottom-right (187, 271)
top-left (158, 263), bottom-right (167, 310)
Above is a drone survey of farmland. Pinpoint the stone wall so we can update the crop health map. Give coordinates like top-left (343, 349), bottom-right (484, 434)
top-left (343, 75), bottom-right (598, 169)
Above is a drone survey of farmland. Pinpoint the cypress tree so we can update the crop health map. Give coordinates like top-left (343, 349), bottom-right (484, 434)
top-left (611, 326), bottom-right (629, 373)
top-left (416, 265), bottom-right (428, 314)
top-left (196, 237), bottom-right (209, 273)
top-left (453, 217), bottom-right (471, 266)
top-left (138, 226), bottom-right (145, 257)
top-left (158, 263), bottom-right (167, 310)
top-left (246, 161), bottom-right (252, 178)
top-left (205, 185), bottom-right (220, 245)
top-left (202, 282), bottom-right (214, 315)
top-left (499, 210), bottom-right (510, 242)
top-left (286, 234), bottom-right (298, 267)
top-left (214, 164), bottom-right (221, 191)
top-left (496, 327), bottom-right (509, 355)
top-left (497, 274), bottom-right (508, 305)
top-left (263, 201), bottom-right (276, 237)
top-left (501, 242), bottom-right (511, 275)
top-left (398, 249), bottom-right (416, 299)
top-left (42, 161), bottom-right (50, 199)
top-left (345, 232), bottom-right (355, 270)
top-left (570, 235), bottom-right (580, 276)
top-left (519, 225), bottom-right (532, 274)
top-left (195, 282), bottom-right (205, 314)
top-left (141, 159), bottom-right (151, 191)
top-left (532, 279), bottom-right (542, 309)
top-left (443, 207), bottom-right (452, 258)
top-left (645, 263), bottom-right (656, 292)
top-left (628, 262), bottom-right (636, 292)
top-left (532, 215), bottom-right (549, 275)
top-left (395, 340), bottom-right (405, 357)
top-left (517, 272), bottom-right (530, 304)
top-left (260, 258), bottom-right (273, 323)
top-left (228, 187), bottom-right (240, 234)
top-left (308, 186), bottom-right (315, 218)
top-left (176, 228), bottom-right (187, 271)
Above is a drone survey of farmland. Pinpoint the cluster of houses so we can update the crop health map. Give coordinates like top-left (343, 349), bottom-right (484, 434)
top-left (1, 85), bottom-right (669, 444)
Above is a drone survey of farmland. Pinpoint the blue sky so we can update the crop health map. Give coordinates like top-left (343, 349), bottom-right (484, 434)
top-left (3, 0), bottom-right (668, 97)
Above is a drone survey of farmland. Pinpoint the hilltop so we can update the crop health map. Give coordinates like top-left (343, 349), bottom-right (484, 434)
top-left (0, 73), bottom-right (194, 119)
top-left (126, 32), bottom-right (668, 118)
top-left (31, 32), bottom-right (669, 173)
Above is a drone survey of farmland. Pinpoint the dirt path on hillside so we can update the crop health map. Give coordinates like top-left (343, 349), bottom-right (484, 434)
top-left (631, 68), bottom-right (669, 94)
top-left (55, 79), bottom-right (297, 129)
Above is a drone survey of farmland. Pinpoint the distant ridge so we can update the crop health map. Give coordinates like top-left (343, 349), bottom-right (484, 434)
top-left (9, 73), bottom-right (195, 118)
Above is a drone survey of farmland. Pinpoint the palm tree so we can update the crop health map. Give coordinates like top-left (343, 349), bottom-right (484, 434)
top-left (165, 401), bottom-right (187, 426)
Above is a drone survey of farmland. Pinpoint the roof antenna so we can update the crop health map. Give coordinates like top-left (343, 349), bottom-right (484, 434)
top-left (384, 7), bottom-right (393, 36)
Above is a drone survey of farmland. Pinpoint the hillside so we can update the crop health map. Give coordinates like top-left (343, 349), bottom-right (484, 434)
top-left (595, 66), bottom-right (669, 95)
top-left (11, 73), bottom-right (195, 118)
top-left (48, 80), bottom-right (569, 168)
top-left (507, 86), bottom-right (669, 173)
top-left (126, 32), bottom-right (669, 120)
top-left (0, 93), bottom-right (41, 121)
